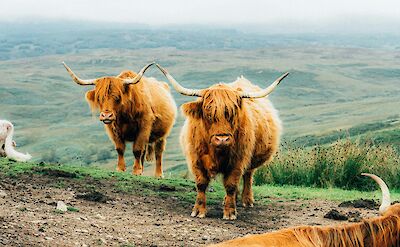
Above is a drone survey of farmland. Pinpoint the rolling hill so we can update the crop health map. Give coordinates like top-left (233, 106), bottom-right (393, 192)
top-left (0, 25), bottom-right (399, 174)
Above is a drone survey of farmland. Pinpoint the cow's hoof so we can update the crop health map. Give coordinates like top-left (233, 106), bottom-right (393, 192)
top-left (132, 169), bottom-right (142, 176)
top-left (242, 202), bottom-right (254, 208)
top-left (191, 206), bottom-right (206, 218)
top-left (223, 214), bottom-right (237, 220)
top-left (223, 208), bottom-right (237, 220)
top-left (242, 197), bottom-right (254, 208)
top-left (116, 167), bottom-right (126, 172)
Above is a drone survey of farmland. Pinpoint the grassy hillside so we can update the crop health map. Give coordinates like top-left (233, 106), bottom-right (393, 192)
top-left (0, 26), bottom-right (399, 174)
top-left (1, 159), bottom-right (399, 204)
top-left (291, 118), bottom-right (400, 149)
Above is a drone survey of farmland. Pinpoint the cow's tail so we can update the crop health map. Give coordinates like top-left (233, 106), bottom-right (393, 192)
top-left (4, 128), bottom-right (32, 162)
top-left (146, 143), bottom-right (155, 162)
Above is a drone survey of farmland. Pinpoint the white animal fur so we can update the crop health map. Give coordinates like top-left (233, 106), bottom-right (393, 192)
top-left (0, 120), bottom-right (31, 162)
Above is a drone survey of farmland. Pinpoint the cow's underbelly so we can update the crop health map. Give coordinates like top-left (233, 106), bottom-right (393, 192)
top-left (149, 130), bottom-right (165, 143)
top-left (119, 122), bottom-right (167, 144)
top-left (248, 153), bottom-right (271, 170)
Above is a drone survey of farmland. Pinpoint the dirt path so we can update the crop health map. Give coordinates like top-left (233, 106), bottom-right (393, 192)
top-left (0, 173), bottom-right (379, 247)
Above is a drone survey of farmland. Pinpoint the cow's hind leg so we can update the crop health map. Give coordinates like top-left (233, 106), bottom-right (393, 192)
top-left (242, 169), bottom-right (255, 207)
top-left (115, 142), bottom-right (126, 172)
top-left (154, 139), bottom-right (166, 178)
top-left (132, 149), bottom-right (145, 175)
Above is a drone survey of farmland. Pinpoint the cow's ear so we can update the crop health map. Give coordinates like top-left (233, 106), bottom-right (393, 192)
top-left (85, 90), bottom-right (98, 111)
top-left (182, 101), bottom-right (202, 119)
top-left (85, 90), bottom-right (95, 102)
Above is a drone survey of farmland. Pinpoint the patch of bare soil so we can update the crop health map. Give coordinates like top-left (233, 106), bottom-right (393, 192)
top-left (0, 173), bottom-right (380, 247)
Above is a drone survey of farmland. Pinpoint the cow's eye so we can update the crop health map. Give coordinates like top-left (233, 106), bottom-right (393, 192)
top-left (114, 96), bottom-right (121, 103)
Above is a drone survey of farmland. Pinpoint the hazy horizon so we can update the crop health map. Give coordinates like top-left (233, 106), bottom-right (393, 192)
top-left (1, 0), bottom-right (400, 34)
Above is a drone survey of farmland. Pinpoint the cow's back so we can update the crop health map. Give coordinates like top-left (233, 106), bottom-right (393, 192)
top-left (142, 77), bottom-right (177, 140)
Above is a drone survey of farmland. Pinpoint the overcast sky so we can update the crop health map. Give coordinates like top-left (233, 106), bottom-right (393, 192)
top-left (1, 0), bottom-right (400, 27)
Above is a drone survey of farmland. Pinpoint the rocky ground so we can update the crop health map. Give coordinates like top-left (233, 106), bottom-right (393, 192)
top-left (0, 170), bottom-right (380, 247)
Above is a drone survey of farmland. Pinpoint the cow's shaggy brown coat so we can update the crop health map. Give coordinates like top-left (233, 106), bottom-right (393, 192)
top-left (64, 64), bottom-right (176, 177)
top-left (209, 173), bottom-right (400, 247)
top-left (156, 63), bottom-right (285, 220)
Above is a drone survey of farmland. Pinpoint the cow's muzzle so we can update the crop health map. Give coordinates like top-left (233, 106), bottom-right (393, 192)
top-left (99, 112), bottom-right (116, 124)
top-left (211, 134), bottom-right (233, 147)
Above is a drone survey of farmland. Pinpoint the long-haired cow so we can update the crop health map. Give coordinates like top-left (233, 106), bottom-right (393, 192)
top-left (156, 64), bottom-right (288, 220)
top-left (0, 120), bottom-right (31, 162)
top-left (63, 62), bottom-right (177, 177)
top-left (209, 173), bottom-right (400, 247)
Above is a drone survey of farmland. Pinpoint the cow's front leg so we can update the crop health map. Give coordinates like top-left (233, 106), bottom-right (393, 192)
top-left (242, 169), bottom-right (255, 207)
top-left (191, 163), bottom-right (210, 218)
top-left (223, 168), bottom-right (242, 220)
top-left (132, 122), bottom-right (152, 175)
top-left (115, 142), bottom-right (126, 172)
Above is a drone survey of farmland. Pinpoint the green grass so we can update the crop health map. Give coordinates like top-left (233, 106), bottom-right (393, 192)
top-left (67, 206), bottom-right (80, 212)
top-left (255, 138), bottom-right (400, 190)
top-left (1, 158), bottom-right (400, 206)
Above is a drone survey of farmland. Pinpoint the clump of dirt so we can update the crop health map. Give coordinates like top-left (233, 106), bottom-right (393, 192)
top-left (34, 168), bottom-right (78, 178)
top-left (338, 199), bottom-right (378, 210)
top-left (75, 191), bottom-right (111, 203)
top-left (324, 209), bottom-right (348, 220)
top-left (159, 184), bottom-right (176, 192)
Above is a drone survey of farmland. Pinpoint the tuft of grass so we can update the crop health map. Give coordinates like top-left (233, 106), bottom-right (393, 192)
top-left (255, 138), bottom-right (400, 190)
top-left (67, 206), bottom-right (79, 212)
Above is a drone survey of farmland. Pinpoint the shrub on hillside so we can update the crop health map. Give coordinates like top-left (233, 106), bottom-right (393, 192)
top-left (254, 139), bottom-right (400, 190)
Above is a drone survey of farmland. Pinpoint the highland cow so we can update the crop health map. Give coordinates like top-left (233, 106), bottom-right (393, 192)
top-left (156, 64), bottom-right (288, 219)
top-left (63, 62), bottom-right (177, 177)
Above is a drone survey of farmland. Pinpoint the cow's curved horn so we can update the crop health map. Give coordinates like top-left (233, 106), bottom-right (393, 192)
top-left (156, 64), bottom-right (203, 97)
top-left (240, 72), bottom-right (289, 98)
top-left (62, 62), bottom-right (96, 86)
top-left (123, 62), bottom-right (155, 85)
top-left (362, 173), bottom-right (391, 215)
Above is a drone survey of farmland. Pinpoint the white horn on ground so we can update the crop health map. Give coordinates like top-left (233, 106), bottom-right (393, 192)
top-left (361, 173), bottom-right (391, 215)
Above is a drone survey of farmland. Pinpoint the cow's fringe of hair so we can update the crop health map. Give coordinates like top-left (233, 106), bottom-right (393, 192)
top-left (86, 72), bottom-right (146, 115)
top-left (292, 213), bottom-right (400, 247)
top-left (4, 123), bottom-right (32, 162)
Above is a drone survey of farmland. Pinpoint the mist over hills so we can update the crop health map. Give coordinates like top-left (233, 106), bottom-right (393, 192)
top-left (1, 21), bottom-right (400, 61)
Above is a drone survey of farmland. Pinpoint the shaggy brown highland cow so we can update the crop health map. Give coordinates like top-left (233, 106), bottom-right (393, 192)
top-left (156, 63), bottom-right (288, 220)
top-left (63, 62), bottom-right (176, 177)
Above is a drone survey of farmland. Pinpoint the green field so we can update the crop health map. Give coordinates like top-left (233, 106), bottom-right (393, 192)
top-left (0, 25), bottom-right (399, 177)
top-left (1, 159), bottom-right (399, 205)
